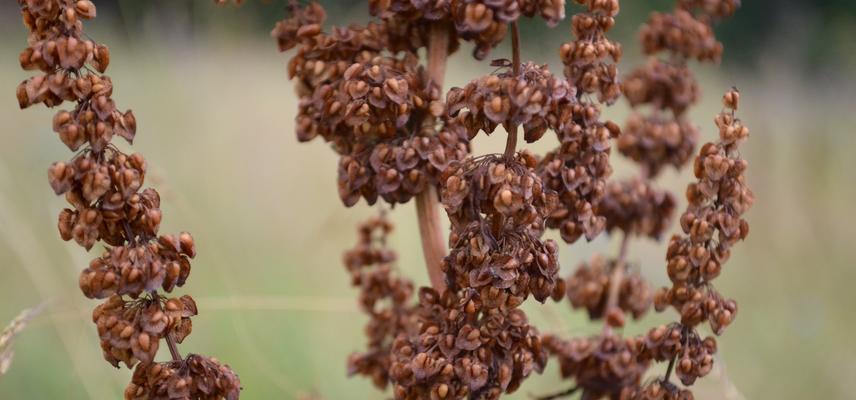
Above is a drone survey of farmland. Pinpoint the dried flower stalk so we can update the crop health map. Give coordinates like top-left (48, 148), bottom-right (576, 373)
top-left (262, 0), bottom-right (752, 398)
top-left (0, 306), bottom-right (43, 377)
top-left (15, 1), bottom-right (239, 398)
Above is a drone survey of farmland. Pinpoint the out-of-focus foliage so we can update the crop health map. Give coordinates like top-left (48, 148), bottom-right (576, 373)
top-left (0, 0), bottom-right (854, 72)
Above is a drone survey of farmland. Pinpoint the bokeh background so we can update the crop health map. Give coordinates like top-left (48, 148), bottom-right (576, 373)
top-left (1, 1), bottom-right (855, 399)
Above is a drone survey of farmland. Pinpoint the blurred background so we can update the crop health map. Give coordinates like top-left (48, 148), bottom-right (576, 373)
top-left (1, 1), bottom-right (855, 399)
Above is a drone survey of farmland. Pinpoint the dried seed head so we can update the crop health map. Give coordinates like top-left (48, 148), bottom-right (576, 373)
top-left (598, 177), bottom-right (676, 239)
top-left (389, 288), bottom-right (547, 399)
top-left (543, 332), bottom-right (648, 399)
top-left (618, 113), bottom-right (699, 177)
top-left (564, 255), bottom-right (652, 321)
top-left (125, 354), bottom-right (241, 400)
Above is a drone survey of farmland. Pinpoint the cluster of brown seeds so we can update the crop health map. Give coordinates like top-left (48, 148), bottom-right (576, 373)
top-left (343, 215), bottom-right (416, 389)
top-left (93, 295), bottom-right (196, 368)
top-left (369, 0), bottom-right (566, 60)
top-left (538, 0), bottom-right (627, 246)
top-left (543, 333), bottom-right (648, 399)
top-left (560, 0), bottom-right (622, 104)
top-left (564, 256), bottom-right (652, 325)
top-left (538, 103), bottom-right (619, 244)
top-left (446, 62), bottom-right (574, 143)
top-left (126, 354), bottom-right (241, 400)
top-left (639, 10), bottom-right (722, 62)
top-left (50, 150), bottom-right (154, 250)
top-left (16, 1), bottom-right (238, 398)
top-left (79, 233), bottom-right (195, 300)
top-left (441, 153), bottom-right (561, 302)
top-left (622, 59), bottom-right (699, 117)
top-left (637, 325), bottom-right (717, 387)
top-left (598, 178), bottom-right (676, 240)
top-left (389, 288), bottom-right (547, 399)
top-left (617, 114), bottom-right (699, 177)
top-left (677, 0), bottom-right (740, 20)
top-left (273, 1), bottom-right (470, 206)
top-left (338, 125), bottom-right (469, 206)
top-left (629, 380), bottom-right (694, 400)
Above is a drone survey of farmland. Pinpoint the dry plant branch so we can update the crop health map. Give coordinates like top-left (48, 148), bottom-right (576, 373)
top-left (15, 1), bottom-right (240, 398)
top-left (0, 305), bottom-right (44, 377)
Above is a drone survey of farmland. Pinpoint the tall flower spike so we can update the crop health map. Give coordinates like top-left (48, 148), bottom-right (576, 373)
top-left (17, 0), bottom-right (239, 397)
top-left (632, 88), bottom-right (752, 399)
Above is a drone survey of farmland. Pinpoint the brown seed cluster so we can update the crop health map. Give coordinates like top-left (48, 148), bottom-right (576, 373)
top-left (677, 0), bottom-right (741, 22)
top-left (441, 153), bottom-right (560, 302)
top-left (17, 1), bottom-right (238, 398)
top-left (50, 151), bottom-right (155, 250)
top-left (344, 215), bottom-right (416, 389)
top-left (560, 0), bottom-right (622, 104)
top-left (79, 231), bottom-right (195, 299)
top-left (538, 0), bottom-right (625, 246)
top-left (622, 59), bottom-right (699, 117)
top-left (598, 178), bottom-right (676, 240)
top-left (564, 256), bottom-right (652, 324)
top-left (272, 2), bottom-right (470, 206)
top-left (389, 288), bottom-right (547, 399)
top-left (539, 96), bottom-right (619, 244)
top-left (369, 0), bottom-right (566, 60)
top-left (93, 295), bottom-right (196, 368)
top-left (617, 114), bottom-right (699, 177)
top-left (339, 125), bottom-right (469, 206)
top-left (628, 380), bottom-right (694, 400)
top-left (446, 62), bottom-right (574, 143)
top-left (640, 10), bottom-right (722, 62)
top-left (637, 325), bottom-right (717, 387)
top-left (543, 333), bottom-right (648, 399)
top-left (126, 354), bottom-right (241, 400)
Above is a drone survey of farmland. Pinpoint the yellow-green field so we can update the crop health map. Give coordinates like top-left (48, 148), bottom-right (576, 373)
top-left (1, 19), bottom-right (855, 400)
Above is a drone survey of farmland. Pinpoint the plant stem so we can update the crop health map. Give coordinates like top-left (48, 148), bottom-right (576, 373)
top-left (165, 332), bottom-right (183, 362)
top-left (603, 233), bottom-right (630, 334)
top-left (504, 22), bottom-right (522, 160)
top-left (153, 292), bottom-right (183, 362)
top-left (416, 22), bottom-right (451, 293)
top-left (534, 386), bottom-right (579, 400)
top-left (504, 124), bottom-right (518, 160)
top-left (511, 21), bottom-right (521, 76)
top-left (663, 353), bottom-right (677, 383)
